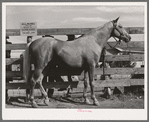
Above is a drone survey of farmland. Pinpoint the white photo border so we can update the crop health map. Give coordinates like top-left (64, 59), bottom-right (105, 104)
top-left (2, 2), bottom-right (147, 120)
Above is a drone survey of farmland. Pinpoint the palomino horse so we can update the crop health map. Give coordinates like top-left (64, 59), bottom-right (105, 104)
top-left (24, 17), bottom-right (131, 108)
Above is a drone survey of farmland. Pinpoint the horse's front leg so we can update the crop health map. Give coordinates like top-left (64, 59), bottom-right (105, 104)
top-left (66, 75), bottom-right (72, 97)
top-left (88, 66), bottom-right (99, 106)
top-left (83, 70), bottom-right (90, 104)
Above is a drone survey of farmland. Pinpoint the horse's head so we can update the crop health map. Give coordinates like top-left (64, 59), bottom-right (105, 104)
top-left (111, 17), bottom-right (131, 43)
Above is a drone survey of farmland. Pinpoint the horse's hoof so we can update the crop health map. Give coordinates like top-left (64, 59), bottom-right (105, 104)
top-left (44, 99), bottom-right (50, 106)
top-left (84, 99), bottom-right (91, 104)
top-left (93, 101), bottom-right (100, 106)
top-left (31, 101), bottom-right (38, 108)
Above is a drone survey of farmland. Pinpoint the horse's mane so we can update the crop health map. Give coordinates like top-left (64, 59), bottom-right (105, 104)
top-left (78, 21), bottom-right (111, 39)
top-left (70, 22), bottom-right (110, 41)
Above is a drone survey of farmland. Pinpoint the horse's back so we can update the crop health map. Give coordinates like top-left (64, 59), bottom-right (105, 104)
top-left (30, 37), bottom-right (57, 51)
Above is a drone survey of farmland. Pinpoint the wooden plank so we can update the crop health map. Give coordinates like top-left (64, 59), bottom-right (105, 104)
top-left (111, 47), bottom-right (144, 52)
top-left (6, 68), bottom-right (144, 78)
top-left (6, 71), bottom-right (23, 78)
top-left (128, 27), bottom-right (144, 34)
top-left (105, 54), bottom-right (144, 62)
top-left (6, 41), bottom-right (144, 50)
top-left (6, 54), bottom-right (144, 65)
top-left (6, 81), bottom-right (79, 89)
top-left (6, 28), bottom-right (93, 36)
top-left (6, 78), bottom-right (144, 89)
top-left (129, 54), bottom-right (144, 61)
top-left (106, 48), bottom-right (144, 55)
top-left (37, 28), bottom-right (93, 35)
top-left (78, 68), bottom-right (144, 78)
top-left (6, 69), bottom-right (82, 78)
top-left (76, 79), bottom-right (144, 88)
top-left (6, 58), bottom-right (23, 65)
top-left (6, 29), bottom-right (20, 36)
top-left (105, 55), bottom-right (128, 62)
top-left (105, 41), bottom-right (144, 49)
top-left (81, 68), bottom-right (144, 76)
top-left (94, 68), bottom-right (144, 75)
top-left (12, 54), bottom-right (144, 65)
top-left (6, 27), bottom-right (144, 36)
top-left (6, 44), bottom-right (26, 50)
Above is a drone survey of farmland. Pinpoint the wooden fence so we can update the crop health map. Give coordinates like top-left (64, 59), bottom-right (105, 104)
top-left (6, 27), bottom-right (144, 36)
top-left (6, 28), bottom-right (144, 91)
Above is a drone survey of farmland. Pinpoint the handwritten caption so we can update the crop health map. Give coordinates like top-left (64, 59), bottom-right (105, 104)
top-left (77, 109), bottom-right (92, 113)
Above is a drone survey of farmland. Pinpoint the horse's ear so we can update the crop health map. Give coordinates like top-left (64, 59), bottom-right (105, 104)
top-left (113, 17), bottom-right (120, 23)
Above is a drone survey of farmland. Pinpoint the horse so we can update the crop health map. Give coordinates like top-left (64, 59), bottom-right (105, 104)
top-left (23, 17), bottom-right (131, 108)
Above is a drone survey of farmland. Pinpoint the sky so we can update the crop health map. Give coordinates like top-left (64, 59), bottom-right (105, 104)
top-left (5, 3), bottom-right (145, 47)
top-left (6, 5), bottom-right (144, 29)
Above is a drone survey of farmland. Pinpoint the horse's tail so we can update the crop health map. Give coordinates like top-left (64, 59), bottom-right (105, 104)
top-left (23, 43), bottom-right (31, 83)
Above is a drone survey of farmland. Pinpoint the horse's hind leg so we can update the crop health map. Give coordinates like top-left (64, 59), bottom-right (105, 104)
top-left (88, 66), bottom-right (99, 106)
top-left (83, 70), bottom-right (90, 104)
top-left (34, 69), bottom-right (50, 106)
top-left (30, 69), bottom-right (49, 107)
top-left (37, 79), bottom-right (50, 106)
top-left (30, 74), bottom-right (38, 108)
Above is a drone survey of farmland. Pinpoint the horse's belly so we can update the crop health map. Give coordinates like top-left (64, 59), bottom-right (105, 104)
top-left (56, 43), bottom-right (85, 68)
top-left (57, 50), bottom-right (83, 68)
top-left (59, 56), bottom-right (83, 68)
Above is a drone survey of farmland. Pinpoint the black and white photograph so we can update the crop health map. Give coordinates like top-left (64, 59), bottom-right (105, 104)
top-left (2, 2), bottom-right (147, 120)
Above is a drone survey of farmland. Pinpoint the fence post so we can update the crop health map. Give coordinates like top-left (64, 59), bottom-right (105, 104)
top-left (102, 47), bottom-right (106, 80)
top-left (6, 36), bottom-right (12, 103)
top-left (102, 47), bottom-right (112, 98)
top-left (25, 36), bottom-right (32, 102)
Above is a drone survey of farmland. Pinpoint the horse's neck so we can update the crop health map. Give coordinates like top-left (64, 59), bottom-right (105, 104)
top-left (91, 22), bottom-right (113, 48)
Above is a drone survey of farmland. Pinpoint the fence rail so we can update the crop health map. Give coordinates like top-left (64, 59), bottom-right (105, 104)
top-left (6, 67), bottom-right (144, 78)
top-left (6, 79), bottom-right (144, 89)
top-left (6, 41), bottom-right (144, 52)
top-left (6, 54), bottom-right (144, 66)
top-left (6, 27), bottom-right (144, 36)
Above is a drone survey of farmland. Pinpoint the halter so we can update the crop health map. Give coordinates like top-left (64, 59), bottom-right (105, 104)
top-left (107, 22), bottom-right (125, 48)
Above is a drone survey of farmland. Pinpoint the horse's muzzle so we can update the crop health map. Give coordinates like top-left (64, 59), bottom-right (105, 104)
top-left (122, 35), bottom-right (131, 43)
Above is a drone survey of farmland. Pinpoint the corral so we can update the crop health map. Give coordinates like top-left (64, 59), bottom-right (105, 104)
top-left (6, 27), bottom-right (144, 108)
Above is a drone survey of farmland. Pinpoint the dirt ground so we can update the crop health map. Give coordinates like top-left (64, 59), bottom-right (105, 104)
top-left (6, 90), bottom-right (144, 109)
